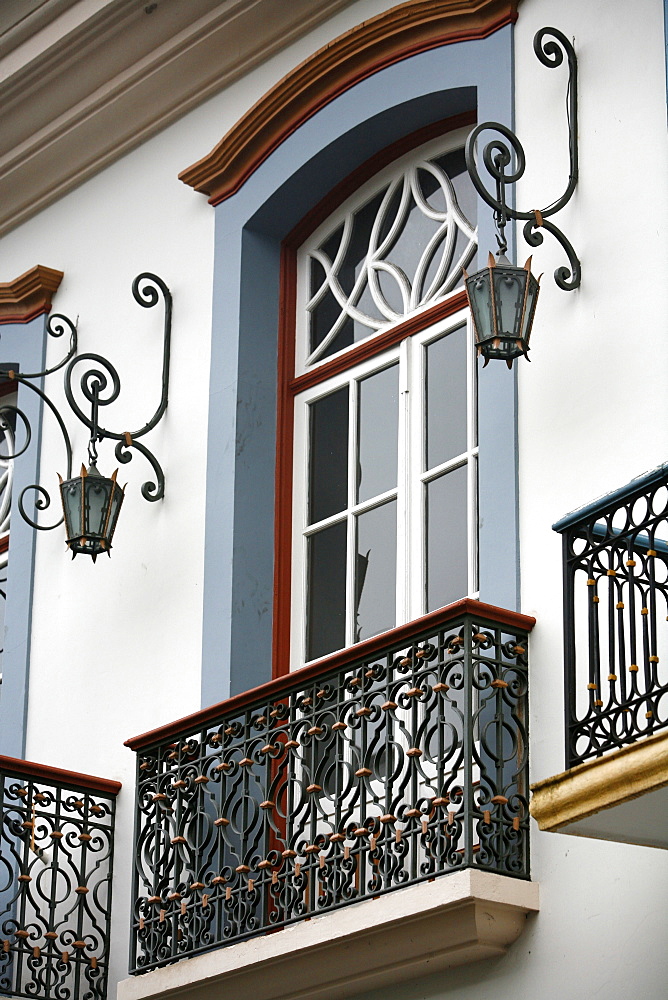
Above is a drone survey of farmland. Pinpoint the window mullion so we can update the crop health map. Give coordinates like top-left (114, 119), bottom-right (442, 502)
top-left (292, 393), bottom-right (309, 669)
top-left (345, 375), bottom-right (357, 648)
top-left (466, 314), bottom-right (478, 596)
top-left (396, 338), bottom-right (410, 627)
top-left (407, 334), bottom-right (424, 622)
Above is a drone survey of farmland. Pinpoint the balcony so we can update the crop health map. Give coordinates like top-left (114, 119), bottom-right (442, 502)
top-left (530, 464), bottom-right (668, 848)
top-left (120, 600), bottom-right (538, 1000)
top-left (0, 755), bottom-right (119, 1000)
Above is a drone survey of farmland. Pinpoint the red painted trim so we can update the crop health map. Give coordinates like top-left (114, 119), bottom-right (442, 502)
top-left (0, 754), bottom-right (121, 796)
top-left (0, 307), bottom-right (50, 326)
top-left (126, 599), bottom-right (535, 752)
top-left (182, 7), bottom-right (517, 206)
top-left (0, 535), bottom-right (9, 555)
top-left (272, 245), bottom-right (297, 679)
top-left (0, 266), bottom-right (63, 325)
top-left (289, 293), bottom-right (469, 395)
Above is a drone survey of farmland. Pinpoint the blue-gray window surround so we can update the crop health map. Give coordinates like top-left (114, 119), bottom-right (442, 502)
top-left (201, 26), bottom-right (519, 706)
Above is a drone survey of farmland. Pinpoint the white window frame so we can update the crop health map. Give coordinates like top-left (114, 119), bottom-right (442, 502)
top-left (290, 308), bottom-right (477, 670)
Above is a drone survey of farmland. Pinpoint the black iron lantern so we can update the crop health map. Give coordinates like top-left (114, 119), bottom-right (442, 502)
top-left (465, 252), bottom-right (540, 368)
top-left (59, 464), bottom-right (124, 560)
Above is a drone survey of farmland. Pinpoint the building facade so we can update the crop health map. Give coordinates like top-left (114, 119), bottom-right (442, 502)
top-left (0, 1), bottom-right (666, 999)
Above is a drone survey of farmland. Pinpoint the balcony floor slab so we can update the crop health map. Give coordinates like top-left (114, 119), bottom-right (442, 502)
top-left (530, 729), bottom-right (668, 849)
top-left (118, 870), bottom-right (539, 1000)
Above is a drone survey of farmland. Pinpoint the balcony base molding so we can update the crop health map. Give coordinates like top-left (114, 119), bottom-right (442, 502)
top-left (118, 871), bottom-right (538, 1000)
top-left (530, 730), bottom-right (668, 849)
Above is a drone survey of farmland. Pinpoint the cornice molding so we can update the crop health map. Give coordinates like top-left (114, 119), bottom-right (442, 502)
top-left (0, 265), bottom-right (63, 325)
top-left (529, 730), bottom-right (668, 832)
top-left (0, 0), bottom-right (356, 237)
top-left (179, 0), bottom-right (519, 204)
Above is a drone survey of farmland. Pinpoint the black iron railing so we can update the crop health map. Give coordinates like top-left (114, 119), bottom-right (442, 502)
top-left (0, 756), bottom-right (119, 1000)
top-left (554, 464), bottom-right (668, 767)
top-left (126, 600), bottom-right (533, 974)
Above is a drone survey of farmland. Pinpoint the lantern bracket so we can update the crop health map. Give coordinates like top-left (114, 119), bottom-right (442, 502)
top-left (0, 272), bottom-right (172, 533)
top-left (465, 26), bottom-right (580, 291)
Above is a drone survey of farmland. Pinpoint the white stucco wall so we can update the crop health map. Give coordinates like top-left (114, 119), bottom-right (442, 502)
top-left (0, 0), bottom-right (665, 996)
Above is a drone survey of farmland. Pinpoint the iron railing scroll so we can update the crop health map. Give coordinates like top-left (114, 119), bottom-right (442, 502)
top-left (0, 756), bottom-right (120, 1000)
top-left (554, 464), bottom-right (668, 767)
top-left (126, 600), bottom-right (533, 974)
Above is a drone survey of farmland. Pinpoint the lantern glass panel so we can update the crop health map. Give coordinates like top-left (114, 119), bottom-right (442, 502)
top-left (465, 271), bottom-right (494, 343)
top-left (492, 267), bottom-right (527, 338)
top-left (84, 475), bottom-right (113, 537)
top-left (61, 479), bottom-right (82, 538)
top-left (521, 272), bottom-right (540, 341)
top-left (107, 483), bottom-right (124, 542)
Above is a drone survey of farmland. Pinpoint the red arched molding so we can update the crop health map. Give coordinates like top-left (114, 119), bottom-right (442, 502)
top-left (0, 266), bottom-right (63, 325)
top-left (179, 0), bottom-right (518, 205)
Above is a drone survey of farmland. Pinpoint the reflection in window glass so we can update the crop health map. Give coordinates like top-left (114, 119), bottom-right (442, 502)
top-left (355, 501), bottom-right (397, 643)
top-left (308, 387), bottom-right (349, 525)
top-left (357, 364), bottom-right (399, 504)
top-left (426, 465), bottom-right (468, 611)
top-left (307, 520), bottom-right (347, 661)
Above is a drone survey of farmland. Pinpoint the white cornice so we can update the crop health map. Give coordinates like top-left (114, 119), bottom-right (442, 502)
top-left (0, 0), bottom-right (357, 237)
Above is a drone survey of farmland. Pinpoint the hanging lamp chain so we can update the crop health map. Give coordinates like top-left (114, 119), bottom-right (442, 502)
top-left (87, 380), bottom-right (102, 467)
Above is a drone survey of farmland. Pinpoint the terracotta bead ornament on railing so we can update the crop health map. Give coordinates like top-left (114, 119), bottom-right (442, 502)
top-left (0, 757), bottom-right (119, 1000)
top-left (554, 463), bottom-right (668, 766)
top-left (126, 599), bottom-right (533, 974)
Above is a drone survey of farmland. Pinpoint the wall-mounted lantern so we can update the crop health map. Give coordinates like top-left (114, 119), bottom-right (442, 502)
top-left (465, 252), bottom-right (540, 368)
top-left (59, 466), bottom-right (124, 561)
top-left (0, 272), bottom-right (171, 560)
top-left (464, 26), bottom-right (580, 367)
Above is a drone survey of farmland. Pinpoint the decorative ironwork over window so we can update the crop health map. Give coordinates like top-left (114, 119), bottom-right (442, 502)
top-left (554, 465), bottom-right (668, 767)
top-left (0, 757), bottom-right (118, 1000)
top-left (299, 136), bottom-right (477, 371)
top-left (127, 601), bottom-right (531, 974)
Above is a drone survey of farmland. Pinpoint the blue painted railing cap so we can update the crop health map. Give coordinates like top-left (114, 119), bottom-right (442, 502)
top-left (552, 461), bottom-right (668, 533)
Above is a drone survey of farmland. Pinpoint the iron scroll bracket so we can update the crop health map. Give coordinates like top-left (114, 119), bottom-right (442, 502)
top-left (0, 272), bottom-right (172, 531)
top-left (465, 26), bottom-right (581, 291)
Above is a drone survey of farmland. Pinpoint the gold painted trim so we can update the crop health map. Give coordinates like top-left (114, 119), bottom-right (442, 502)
top-left (530, 730), bottom-right (668, 832)
top-left (0, 265), bottom-right (63, 325)
top-left (179, 0), bottom-right (519, 203)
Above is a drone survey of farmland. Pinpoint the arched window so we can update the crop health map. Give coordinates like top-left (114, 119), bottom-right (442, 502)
top-left (190, 16), bottom-right (519, 703)
top-left (285, 128), bottom-right (479, 667)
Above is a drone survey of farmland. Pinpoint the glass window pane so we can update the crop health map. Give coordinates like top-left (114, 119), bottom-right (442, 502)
top-left (308, 386), bottom-right (349, 524)
top-left (426, 465), bottom-right (468, 611)
top-left (355, 500), bottom-right (396, 643)
top-left (306, 520), bottom-right (347, 661)
top-left (357, 364), bottom-right (399, 503)
top-left (425, 325), bottom-right (467, 470)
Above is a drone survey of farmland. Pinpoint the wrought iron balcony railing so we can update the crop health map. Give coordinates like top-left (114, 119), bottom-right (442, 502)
top-left (0, 755), bottom-right (119, 1000)
top-left (126, 599), bottom-right (534, 975)
top-left (554, 463), bottom-right (668, 767)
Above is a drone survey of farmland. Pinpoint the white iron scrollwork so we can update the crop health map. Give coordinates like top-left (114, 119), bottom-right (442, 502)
top-left (304, 142), bottom-right (477, 368)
